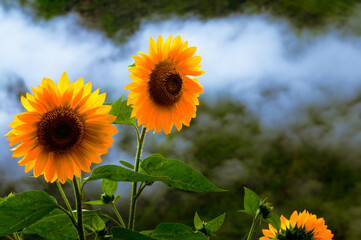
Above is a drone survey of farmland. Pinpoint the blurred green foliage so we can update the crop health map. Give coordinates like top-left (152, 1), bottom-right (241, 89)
top-left (21, 0), bottom-right (361, 41)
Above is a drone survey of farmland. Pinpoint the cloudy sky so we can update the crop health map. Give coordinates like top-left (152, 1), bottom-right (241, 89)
top-left (1, 3), bottom-right (361, 183)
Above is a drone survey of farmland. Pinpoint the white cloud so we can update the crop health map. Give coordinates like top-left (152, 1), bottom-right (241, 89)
top-left (1, 4), bottom-right (361, 181)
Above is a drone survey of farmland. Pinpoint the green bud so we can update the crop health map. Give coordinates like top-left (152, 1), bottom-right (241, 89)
top-left (259, 202), bottom-right (273, 219)
top-left (101, 193), bottom-right (114, 204)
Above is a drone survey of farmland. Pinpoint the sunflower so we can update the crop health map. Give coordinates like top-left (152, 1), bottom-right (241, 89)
top-left (260, 210), bottom-right (334, 240)
top-left (5, 72), bottom-right (117, 184)
top-left (124, 35), bottom-right (205, 134)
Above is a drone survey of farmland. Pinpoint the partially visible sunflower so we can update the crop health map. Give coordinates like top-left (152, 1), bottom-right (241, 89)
top-left (5, 72), bottom-right (117, 184)
top-left (260, 210), bottom-right (334, 240)
top-left (125, 35), bottom-right (205, 134)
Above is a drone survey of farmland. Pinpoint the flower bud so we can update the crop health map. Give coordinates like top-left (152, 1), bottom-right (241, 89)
top-left (259, 202), bottom-right (273, 219)
top-left (101, 193), bottom-right (114, 204)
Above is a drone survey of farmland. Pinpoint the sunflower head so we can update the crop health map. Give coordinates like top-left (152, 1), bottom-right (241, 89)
top-left (125, 35), bottom-right (205, 134)
top-left (260, 210), bottom-right (334, 240)
top-left (5, 72), bottom-right (117, 184)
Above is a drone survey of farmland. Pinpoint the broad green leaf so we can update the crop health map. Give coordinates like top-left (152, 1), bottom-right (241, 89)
top-left (22, 209), bottom-right (107, 240)
top-left (243, 187), bottom-right (260, 216)
top-left (141, 154), bottom-right (224, 192)
top-left (0, 190), bottom-right (58, 237)
top-left (86, 165), bottom-right (155, 182)
top-left (22, 209), bottom-right (77, 240)
top-left (0, 193), bottom-right (12, 205)
top-left (109, 94), bottom-right (136, 125)
top-left (101, 179), bottom-right (118, 196)
top-left (194, 212), bottom-right (203, 231)
top-left (112, 227), bottom-right (155, 240)
top-left (128, 63), bottom-right (136, 67)
top-left (151, 223), bottom-right (208, 240)
top-left (92, 214), bottom-right (106, 231)
top-left (84, 200), bottom-right (104, 205)
top-left (265, 213), bottom-right (281, 230)
top-left (119, 160), bottom-right (135, 169)
top-left (205, 213), bottom-right (226, 235)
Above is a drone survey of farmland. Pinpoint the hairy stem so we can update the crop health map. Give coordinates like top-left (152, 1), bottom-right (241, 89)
top-left (128, 127), bottom-right (147, 230)
top-left (56, 180), bottom-right (75, 220)
top-left (73, 176), bottom-right (86, 240)
top-left (246, 213), bottom-right (259, 240)
top-left (110, 202), bottom-right (126, 228)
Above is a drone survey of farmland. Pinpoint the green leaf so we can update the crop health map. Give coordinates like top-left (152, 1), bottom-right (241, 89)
top-left (140, 230), bottom-right (154, 236)
top-left (265, 213), bottom-right (281, 230)
top-left (119, 160), bottom-right (135, 169)
top-left (204, 213), bottom-right (226, 235)
top-left (243, 187), bottom-right (260, 216)
top-left (238, 210), bottom-right (249, 214)
top-left (114, 194), bottom-right (121, 203)
top-left (112, 227), bottom-right (155, 240)
top-left (0, 190), bottom-right (58, 237)
top-left (194, 212), bottom-right (203, 231)
top-left (109, 94), bottom-right (136, 125)
top-left (141, 154), bottom-right (224, 192)
top-left (84, 200), bottom-right (104, 205)
top-left (92, 214), bottom-right (106, 231)
top-left (22, 209), bottom-right (77, 240)
top-left (151, 223), bottom-right (208, 240)
top-left (66, 179), bottom-right (73, 185)
top-left (84, 224), bottom-right (96, 233)
top-left (22, 209), bottom-right (107, 240)
top-left (86, 165), bottom-right (155, 182)
top-left (101, 179), bottom-right (118, 196)
top-left (128, 63), bottom-right (136, 67)
top-left (89, 156), bottom-right (224, 192)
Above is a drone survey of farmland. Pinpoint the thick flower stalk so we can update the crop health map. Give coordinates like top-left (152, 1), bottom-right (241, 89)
top-left (5, 72), bottom-right (117, 183)
top-left (125, 35), bottom-right (205, 134)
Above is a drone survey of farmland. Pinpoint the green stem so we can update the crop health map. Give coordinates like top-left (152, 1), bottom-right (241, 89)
top-left (57, 204), bottom-right (78, 228)
top-left (132, 124), bottom-right (141, 142)
top-left (99, 213), bottom-right (122, 227)
top-left (73, 176), bottom-right (86, 240)
top-left (134, 182), bottom-right (147, 200)
top-left (110, 202), bottom-right (126, 228)
top-left (56, 180), bottom-right (75, 220)
top-left (128, 127), bottom-right (147, 230)
top-left (80, 177), bottom-right (89, 193)
top-left (12, 233), bottom-right (21, 240)
top-left (246, 213), bottom-right (259, 240)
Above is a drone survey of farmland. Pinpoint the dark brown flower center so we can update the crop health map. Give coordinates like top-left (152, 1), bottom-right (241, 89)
top-left (38, 107), bottom-right (84, 152)
top-left (148, 60), bottom-right (183, 107)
